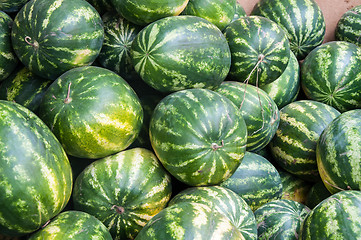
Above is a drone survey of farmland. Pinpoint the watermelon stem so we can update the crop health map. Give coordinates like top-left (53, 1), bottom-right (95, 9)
top-left (24, 36), bottom-right (39, 49)
top-left (111, 205), bottom-right (125, 214)
top-left (211, 140), bottom-right (224, 151)
top-left (323, 179), bottom-right (349, 192)
top-left (64, 82), bottom-right (72, 104)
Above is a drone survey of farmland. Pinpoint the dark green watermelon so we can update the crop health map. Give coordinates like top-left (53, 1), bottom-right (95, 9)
top-left (305, 181), bottom-right (331, 209)
top-left (0, 0), bottom-right (29, 13)
top-left (131, 15), bottom-right (231, 92)
top-left (335, 5), bottom-right (361, 47)
top-left (11, 0), bottom-right (104, 80)
top-left (38, 66), bottom-right (143, 159)
top-left (0, 100), bottom-right (72, 236)
top-left (149, 88), bottom-right (247, 186)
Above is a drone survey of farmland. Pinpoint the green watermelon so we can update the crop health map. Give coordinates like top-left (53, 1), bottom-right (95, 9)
top-left (131, 15), bottom-right (231, 92)
top-left (0, 0), bottom-right (28, 13)
top-left (0, 11), bottom-right (18, 81)
top-left (28, 211), bottom-right (112, 239)
top-left (255, 199), bottom-right (311, 240)
top-left (220, 151), bottom-right (283, 211)
top-left (149, 88), bottom-right (247, 186)
top-left (98, 12), bottom-right (142, 80)
top-left (317, 109), bottom-right (361, 194)
top-left (251, 0), bottom-right (326, 60)
top-left (279, 170), bottom-right (312, 205)
top-left (223, 15), bottom-right (290, 86)
top-left (110, 0), bottom-right (189, 26)
top-left (73, 147), bottom-right (172, 240)
top-left (181, 0), bottom-right (237, 30)
top-left (269, 100), bottom-right (341, 182)
top-left (305, 181), bottom-right (331, 209)
top-left (11, 0), bottom-right (104, 80)
top-left (0, 66), bottom-right (52, 113)
top-left (134, 202), bottom-right (245, 240)
top-left (300, 190), bottom-right (361, 239)
top-left (335, 5), bottom-right (361, 47)
top-left (38, 66), bottom-right (143, 159)
top-left (301, 41), bottom-right (361, 112)
top-left (260, 51), bottom-right (300, 109)
top-left (0, 100), bottom-right (72, 236)
top-left (168, 186), bottom-right (257, 240)
top-left (215, 81), bottom-right (280, 152)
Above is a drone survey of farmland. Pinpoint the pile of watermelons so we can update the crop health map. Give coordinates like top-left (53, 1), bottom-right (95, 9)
top-left (1, 0), bottom-right (361, 239)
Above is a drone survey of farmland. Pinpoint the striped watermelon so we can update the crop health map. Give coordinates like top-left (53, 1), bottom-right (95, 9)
top-left (260, 51), bottom-right (300, 109)
top-left (11, 0), bottom-right (104, 80)
top-left (131, 15), bottom-right (231, 92)
top-left (134, 202), bottom-right (244, 240)
top-left (111, 0), bottom-right (189, 26)
top-left (220, 151), bottom-right (283, 211)
top-left (300, 190), bottom-right (361, 239)
top-left (215, 81), bottom-right (280, 152)
top-left (301, 41), bottom-right (361, 112)
top-left (0, 11), bottom-right (18, 81)
top-left (0, 67), bottom-right (52, 113)
top-left (223, 15), bottom-right (290, 86)
top-left (255, 199), bottom-right (311, 240)
top-left (251, 0), bottom-right (325, 60)
top-left (0, 0), bottom-right (28, 12)
top-left (269, 100), bottom-right (341, 182)
top-left (73, 147), bottom-right (172, 240)
top-left (28, 211), bottom-right (112, 239)
top-left (305, 181), bottom-right (331, 209)
top-left (38, 66), bottom-right (143, 159)
top-left (317, 109), bottom-right (361, 194)
top-left (181, 0), bottom-right (237, 30)
top-left (98, 12), bottom-right (142, 80)
top-left (149, 88), bottom-right (247, 186)
top-left (0, 100), bottom-right (72, 236)
top-left (279, 170), bottom-right (312, 205)
top-left (335, 5), bottom-right (361, 47)
top-left (168, 186), bottom-right (257, 240)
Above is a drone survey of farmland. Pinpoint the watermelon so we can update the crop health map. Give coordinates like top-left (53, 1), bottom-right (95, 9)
top-left (279, 170), bottom-right (312, 205)
top-left (181, 0), bottom-right (237, 30)
top-left (255, 199), bottom-right (311, 240)
top-left (269, 100), bottom-right (341, 182)
top-left (300, 190), bottom-right (361, 239)
top-left (301, 41), bottom-right (361, 112)
top-left (335, 5), bottom-right (361, 47)
top-left (38, 66), bottom-right (143, 159)
top-left (305, 181), bottom-right (331, 209)
top-left (131, 15), bottom-right (231, 92)
top-left (215, 81), bottom-right (280, 152)
top-left (98, 12), bottom-right (142, 79)
top-left (0, 100), bottom-right (72, 236)
top-left (0, 0), bottom-right (29, 13)
top-left (134, 202), bottom-right (244, 240)
top-left (220, 151), bottom-right (283, 211)
top-left (0, 11), bottom-right (18, 81)
top-left (317, 109), bottom-right (361, 194)
top-left (223, 15), bottom-right (290, 86)
top-left (28, 211), bottom-right (112, 239)
top-left (73, 147), bottom-right (172, 240)
top-left (251, 0), bottom-right (326, 60)
top-left (149, 88), bottom-right (247, 186)
top-left (11, 0), bottom-right (104, 80)
top-left (110, 0), bottom-right (189, 26)
top-left (260, 51), bottom-right (300, 109)
top-left (231, 2), bottom-right (247, 23)
top-left (168, 186), bottom-right (257, 240)
top-left (0, 66), bottom-right (52, 113)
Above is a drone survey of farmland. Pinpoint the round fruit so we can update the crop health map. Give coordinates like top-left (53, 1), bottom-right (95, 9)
top-left (149, 88), bottom-right (247, 186)
top-left (131, 15), bottom-right (231, 92)
top-left (38, 66), bottom-right (143, 159)
top-left (335, 5), bottom-right (361, 47)
top-left (0, 100), bottom-right (72, 236)
top-left (11, 0), bottom-right (104, 80)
